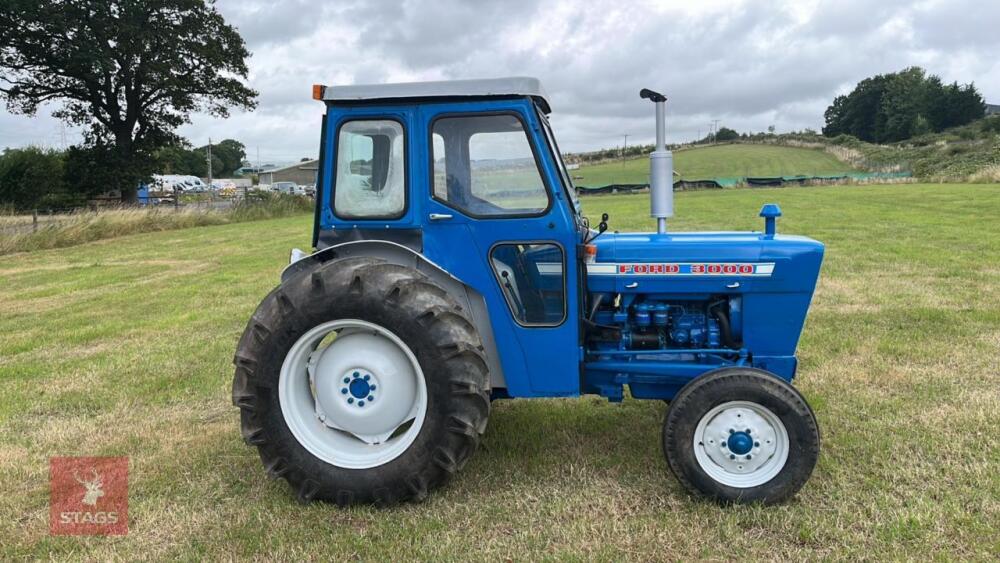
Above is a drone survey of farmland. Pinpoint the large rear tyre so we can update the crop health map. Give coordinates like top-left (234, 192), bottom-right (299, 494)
top-left (662, 367), bottom-right (819, 504)
top-left (232, 257), bottom-right (490, 506)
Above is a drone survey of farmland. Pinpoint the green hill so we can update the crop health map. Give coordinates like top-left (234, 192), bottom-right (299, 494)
top-left (823, 119), bottom-right (1000, 181)
top-left (571, 143), bottom-right (858, 187)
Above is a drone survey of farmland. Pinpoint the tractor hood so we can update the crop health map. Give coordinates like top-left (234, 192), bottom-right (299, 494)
top-left (590, 231), bottom-right (824, 263)
top-left (586, 231), bottom-right (825, 295)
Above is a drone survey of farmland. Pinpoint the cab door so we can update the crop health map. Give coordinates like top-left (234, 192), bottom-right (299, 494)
top-left (417, 100), bottom-right (581, 397)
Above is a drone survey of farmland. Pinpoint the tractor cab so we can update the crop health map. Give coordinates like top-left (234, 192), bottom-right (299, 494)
top-left (307, 78), bottom-right (587, 397)
top-left (238, 77), bottom-right (824, 507)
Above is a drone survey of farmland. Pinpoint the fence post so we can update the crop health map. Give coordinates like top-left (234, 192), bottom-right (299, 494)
top-left (32, 209), bottom-right (38, 233)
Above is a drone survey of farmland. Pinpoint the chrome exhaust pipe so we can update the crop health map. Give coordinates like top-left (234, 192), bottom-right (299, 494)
top-left (641, 88), bottom-right (673, 234)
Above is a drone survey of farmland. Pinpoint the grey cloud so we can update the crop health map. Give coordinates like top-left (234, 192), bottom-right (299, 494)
top-left (3, 0), bottom-right (998, 161)
top-left (348, 0), bottom-right (543, 68)
top-left (217, 0), bottom-right (325, 48)
top-left (909, 0), bottom-right (1000, 50)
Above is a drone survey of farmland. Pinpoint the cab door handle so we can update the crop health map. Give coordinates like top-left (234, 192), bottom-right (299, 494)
top-left (429, 213), bottom-right (453, 221)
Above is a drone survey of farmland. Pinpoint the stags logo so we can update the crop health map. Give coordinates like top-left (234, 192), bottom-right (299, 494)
top-left (74, 468), bottom-right (105, 506)
top-left (50, 457), bottom-right (128, 536)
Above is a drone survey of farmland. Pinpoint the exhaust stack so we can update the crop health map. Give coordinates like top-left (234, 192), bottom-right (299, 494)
top-left (641, 88), bottom-right (673, 234)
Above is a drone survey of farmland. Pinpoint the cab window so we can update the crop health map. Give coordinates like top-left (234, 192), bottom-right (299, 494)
top-left (431, 114), bottom-right (550, 217)
top-left (333, 119), bottom-right (406, 219)
top-left (490, 243), bottom-right (566, 326)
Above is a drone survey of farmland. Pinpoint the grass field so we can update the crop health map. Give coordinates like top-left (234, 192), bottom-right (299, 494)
top-left (2, 183), bottom-right (998, 560)
top-left (572, 143), bottom-right (858, 186)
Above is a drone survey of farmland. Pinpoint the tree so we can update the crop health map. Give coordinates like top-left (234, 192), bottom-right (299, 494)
top-left (823, 74), bottom-right (890, 141)
top-left (714, 127), bottom-right (739, 142)
top-left (62, 144), bottom-right (130, 203)
top-left (154, 143), bottom-right (203, 175)
top-left (823, 67), bottom-right (984, 143)
top-left (0, 146), bottom-right (70, 209)
top-left (0, 0), bottom-right (257, 202)
top-left (879, 67), bottom-right (927, 142)
top-left (199, 138), bottom-right (245, 176)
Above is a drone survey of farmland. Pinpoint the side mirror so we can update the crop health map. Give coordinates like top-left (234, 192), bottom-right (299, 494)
top-left (598, 213), bottom-right (609, 234)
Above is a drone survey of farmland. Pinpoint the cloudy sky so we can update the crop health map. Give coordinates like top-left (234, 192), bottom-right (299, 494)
top-left (2, 0), bottom-right (998, 166)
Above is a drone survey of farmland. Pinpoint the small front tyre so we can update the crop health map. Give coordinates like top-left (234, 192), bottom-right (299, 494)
top-left (662, 367), bottom-right (819, 504)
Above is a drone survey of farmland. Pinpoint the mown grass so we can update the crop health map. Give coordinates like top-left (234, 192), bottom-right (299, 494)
top-left (573, 144), bottom-right (857, 186)
top-left (0, 193), bottom-right (312, 256)
top-left (1, 183), bottom-right (998, 560)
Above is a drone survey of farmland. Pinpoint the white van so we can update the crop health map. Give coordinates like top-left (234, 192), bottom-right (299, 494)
top-left (272, 181), bottom-right (302, 195)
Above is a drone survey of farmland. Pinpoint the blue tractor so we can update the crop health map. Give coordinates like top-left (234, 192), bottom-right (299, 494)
top-left (233, 78), bottom-right (824, 505)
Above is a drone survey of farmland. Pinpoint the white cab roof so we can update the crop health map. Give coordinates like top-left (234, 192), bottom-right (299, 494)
top-left (321, 76), bottom-right (551, 113)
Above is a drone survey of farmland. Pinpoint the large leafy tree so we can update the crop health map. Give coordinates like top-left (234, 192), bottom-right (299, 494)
top-left (0, 0), bottom-right (257, 201)
top-left (823, 67), bottom-right (984, 143)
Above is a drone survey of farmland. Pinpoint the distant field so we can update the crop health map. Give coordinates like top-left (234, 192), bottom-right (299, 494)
top-left (572, 143), bottom-right (858, 186)
top-left (1, 184), bottom-right (998, 559)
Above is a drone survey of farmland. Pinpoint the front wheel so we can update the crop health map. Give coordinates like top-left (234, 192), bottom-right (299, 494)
top-left (662, 367), bottom-right (820, 504)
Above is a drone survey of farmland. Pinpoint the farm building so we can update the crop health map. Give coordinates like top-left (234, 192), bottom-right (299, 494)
top-left (258, 160), bottom-right (319, 186)
top-left (986, 103), bottom-right (1000, 116)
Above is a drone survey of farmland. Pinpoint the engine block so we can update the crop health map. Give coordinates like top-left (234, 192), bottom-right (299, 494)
top-left (590, 295), bottom-right (739, 352)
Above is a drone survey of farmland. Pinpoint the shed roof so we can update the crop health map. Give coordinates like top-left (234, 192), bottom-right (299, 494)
top-left (261, 159), bottom-right (318, 174)
top-left (320, 76), bottom-right (551, 113)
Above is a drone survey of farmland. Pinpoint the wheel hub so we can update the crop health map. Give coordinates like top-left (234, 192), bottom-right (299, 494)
top-left (727, 431), bottom-right (753, 455)
top-left (279, 319), bottom-right (428, 469)
top-left (693, 400), bottom-right (789, 487)
top-left (339, 370), bottom-right (377, 407)
top-left (305, 328), bottom-right (422, 443)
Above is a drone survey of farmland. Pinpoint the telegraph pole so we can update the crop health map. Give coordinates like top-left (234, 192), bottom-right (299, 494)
top-left (711, 119), bottom-right (721, 144)
top-left (622, 133), bottom-right (629, 167)
top-left (206, 138), bottom-right (213, 200)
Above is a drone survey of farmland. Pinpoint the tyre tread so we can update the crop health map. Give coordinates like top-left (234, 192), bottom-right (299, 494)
top-left (233, 256), bottom-right (490, 506)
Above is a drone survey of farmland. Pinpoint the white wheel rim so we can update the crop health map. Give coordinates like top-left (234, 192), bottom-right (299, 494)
top-left (693, 400), bottom-right (789, 488)
top-left (278, 319), bottom-right (427, 469)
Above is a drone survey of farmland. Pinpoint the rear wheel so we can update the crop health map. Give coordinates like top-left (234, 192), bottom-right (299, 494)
top-left (662, 367), bottom-right (819, 504)
top-left (232, 257), bottom-right (490, 506)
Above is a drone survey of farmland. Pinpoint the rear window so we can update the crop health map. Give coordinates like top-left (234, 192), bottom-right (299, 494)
top-left (333, 119), bottom-right (406, 219)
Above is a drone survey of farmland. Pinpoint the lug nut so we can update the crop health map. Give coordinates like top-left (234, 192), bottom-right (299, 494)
top-left (347, 398), bottom-right (353, 404)
top-left (370, 385), bottom-right (377, 391)
top-left (730, 454), bottom-right (736, 460)
top-left (754, 442), bottom-right (760, 447)
top-left (358, 401), bottom-right (365, 407)
top-left (364, 374), bottom-right (370, 381)
top-left (729, 428), bottom-right (734, 434)
top-left (353, 371), bottom-right (359, 377)
top-left (343, 377), bottom-right (350, 384)
top-left (368, 395), bottom-right (374, 401)
top-left (746, 455), bottom-right (752, 460)
top-left (341, 388), bottom-right (348, 394)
